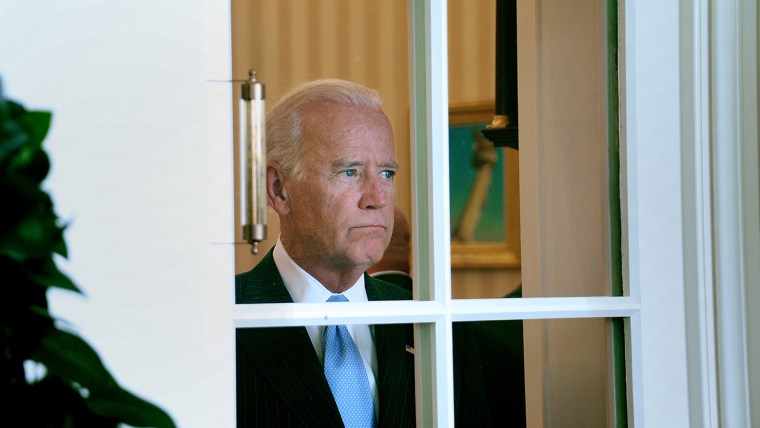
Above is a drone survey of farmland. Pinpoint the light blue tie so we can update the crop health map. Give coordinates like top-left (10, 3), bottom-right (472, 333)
top-left (322, 295), bottom-right (375, 428)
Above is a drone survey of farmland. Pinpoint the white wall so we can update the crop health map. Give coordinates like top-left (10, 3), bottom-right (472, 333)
top-left (0, 1), bottom-right (235, 426)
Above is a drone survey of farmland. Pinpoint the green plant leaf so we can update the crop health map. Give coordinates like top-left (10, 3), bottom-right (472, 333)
top-left (0, 99), bottom-right (29, 162)
top-left (87, 387), bottom-right (177, 428)
top-left (20, 110), bottom-right (52, 149)
top-left (22, 375), bottom-right (124, 426)
top-left (14, 143), bottom-right (52, 187)
top-left (30, 260), bottom-right (80, 292)
top-left (0, 107), bottom-right (51, 178)
top-left (0, 208), bottom-right (66, 260)
top-left (33, 327), bottom-right (117, 390)
top-left (32, 327), bottom-right (176, 427)
top-left (2, 81), bottom-right (174, 427)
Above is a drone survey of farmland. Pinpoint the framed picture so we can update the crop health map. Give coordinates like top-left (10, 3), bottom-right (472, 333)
top-left (449, 101), bottom-right (520, 269)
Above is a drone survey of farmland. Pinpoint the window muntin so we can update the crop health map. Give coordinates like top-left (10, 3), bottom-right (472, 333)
top-left (232, 1), bottom-right (638, 426)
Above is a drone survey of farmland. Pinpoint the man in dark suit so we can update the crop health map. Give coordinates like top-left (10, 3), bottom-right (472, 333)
top-left (236, 252), bottom-right (415, 427)
top-left (236, 79), bottom-right (492, 427)
top-left (235, 79), bottom-right (414, 427)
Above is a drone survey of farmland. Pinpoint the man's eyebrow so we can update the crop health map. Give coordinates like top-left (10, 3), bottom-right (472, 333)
top-left (331, 160), bottom-right (398, 170)
top-left (332, 159), bottom-right (363, 170)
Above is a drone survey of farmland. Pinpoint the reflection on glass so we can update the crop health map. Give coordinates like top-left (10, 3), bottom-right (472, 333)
top-left (454, 317), bottom-right (627, 428)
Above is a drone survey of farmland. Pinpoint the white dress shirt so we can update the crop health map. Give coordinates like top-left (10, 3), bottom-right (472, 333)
top-left (272, 238), bottom-right (379, 415)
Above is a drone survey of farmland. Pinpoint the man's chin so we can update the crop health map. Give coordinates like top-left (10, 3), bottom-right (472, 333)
top-left (354, 248), bottom-right (387, 269)
top-left (337, 237), bottom-right (390, 267)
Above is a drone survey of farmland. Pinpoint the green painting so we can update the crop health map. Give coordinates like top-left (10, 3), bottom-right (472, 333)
top-left (449, 123), bottom-right (505, 243)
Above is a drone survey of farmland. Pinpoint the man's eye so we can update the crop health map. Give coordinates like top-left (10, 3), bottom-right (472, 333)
top-left (343, 169), bottom-right (357, 177)
top-left (381, 170), bottom-right (396, 179)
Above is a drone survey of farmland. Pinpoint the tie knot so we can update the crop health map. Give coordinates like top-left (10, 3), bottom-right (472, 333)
top-left (327, 294), bottom-right (349, 303)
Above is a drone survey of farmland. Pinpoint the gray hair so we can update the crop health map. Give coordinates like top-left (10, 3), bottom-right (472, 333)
top-left (266, 79), bottom-right (383, 178)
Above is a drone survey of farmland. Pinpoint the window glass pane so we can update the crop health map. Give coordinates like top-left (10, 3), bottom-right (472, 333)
top-left (453, 319), bottom-right (526, 426)
top-left (450, 0), bottom-right (620, 299)
top-left (236, 323), bottom-right (417, 426)
top-left (448, 0), bottom-right (524, 299)
top-left (454, 317), bottom-right (627, 427)
top-left (231, 0), bottom-right (412, 284)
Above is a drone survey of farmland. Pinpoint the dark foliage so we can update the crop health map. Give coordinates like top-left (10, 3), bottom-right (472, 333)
top-left (0, 80), bottom-right (175, 427)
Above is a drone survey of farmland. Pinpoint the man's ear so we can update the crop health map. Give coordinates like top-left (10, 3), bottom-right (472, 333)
top-left (267, 164), bottom-right (290, 215)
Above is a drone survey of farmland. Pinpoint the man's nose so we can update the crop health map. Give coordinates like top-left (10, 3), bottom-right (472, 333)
top-left (359, 177), bottom-right (388, 209)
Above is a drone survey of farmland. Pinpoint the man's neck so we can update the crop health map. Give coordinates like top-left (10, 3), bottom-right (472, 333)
top-left (277, 239), bottom-right (366, 293)
top-left (293, 262), bottom-right (365, 294)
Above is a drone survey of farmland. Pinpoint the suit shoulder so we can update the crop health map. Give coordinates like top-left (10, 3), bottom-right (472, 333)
top-left (235, 249), bottom-right (291, 304)
top-left (366, 274), bottom-right (412, 301)
top-left (235, 260), bottom-right (268, 295)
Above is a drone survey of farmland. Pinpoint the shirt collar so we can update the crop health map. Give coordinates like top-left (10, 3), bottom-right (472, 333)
top-left (273, 237), bottom-right (368, 303)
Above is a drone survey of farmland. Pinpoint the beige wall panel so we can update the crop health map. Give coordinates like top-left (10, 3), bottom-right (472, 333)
top-left (448, 0), bottom-right (495, 103)
top-left (519, 0), bottom-right (612, 426)
top-left (451, 269), bottom-right (522, 299)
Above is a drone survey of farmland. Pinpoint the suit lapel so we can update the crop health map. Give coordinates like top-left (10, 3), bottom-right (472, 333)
top-left (374, 324), bottom-right (416, 427)
top-left (236, 327), bottom-right (343, 426)
top-left (235, 249), bottom-right (293, 304)
top-left (236, 250), bottom-right (343, 426)
top-left (236, 258), bottom-right (416, 427)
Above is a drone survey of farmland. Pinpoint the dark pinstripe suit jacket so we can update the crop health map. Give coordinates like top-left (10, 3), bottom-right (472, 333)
top-left (235, 249), bottom-right (416, 427)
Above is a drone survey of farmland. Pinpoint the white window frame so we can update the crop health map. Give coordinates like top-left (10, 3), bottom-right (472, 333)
top-left (235, 1), bottom-right (759, 427)
top-left (12, 0), bottom-right (751, 426)
top-left (234, 1), bottom-right (641, 426)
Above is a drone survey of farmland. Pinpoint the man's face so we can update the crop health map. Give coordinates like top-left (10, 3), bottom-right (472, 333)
top-left (276, 101), bottom-right (398, 276)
